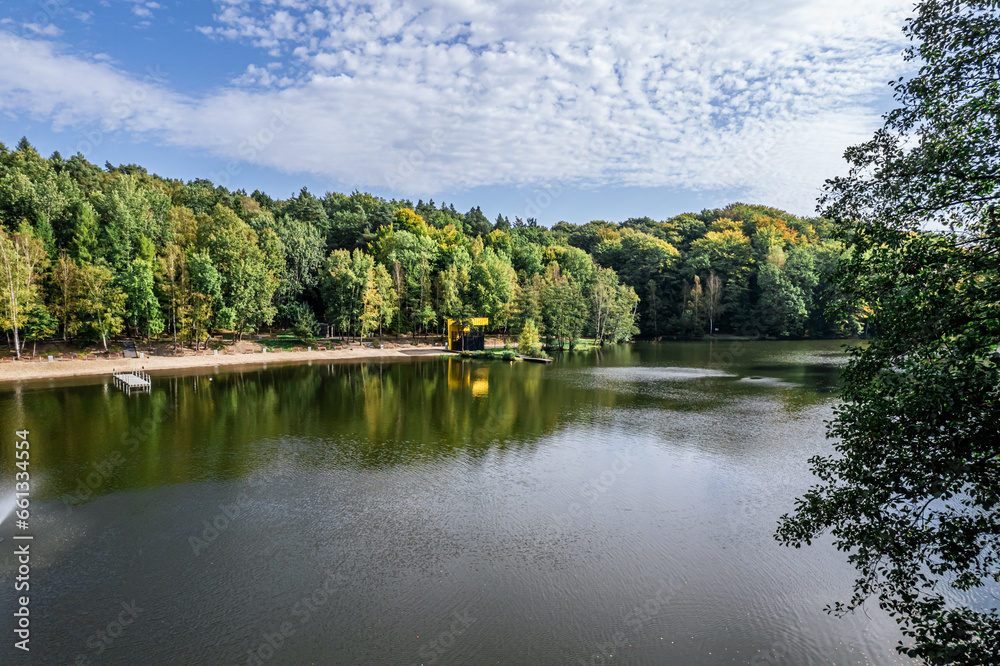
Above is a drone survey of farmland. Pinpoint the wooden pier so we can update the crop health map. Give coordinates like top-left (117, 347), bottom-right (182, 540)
top-left (113, 370), bottom-right (151, 393)
top-left (518, 355), bottom-right (553, 364)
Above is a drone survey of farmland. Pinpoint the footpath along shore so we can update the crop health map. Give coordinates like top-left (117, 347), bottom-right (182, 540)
top-left (0, 345), bottom-right (448, 385)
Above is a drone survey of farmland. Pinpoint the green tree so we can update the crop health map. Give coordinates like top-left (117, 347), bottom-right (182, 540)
top-left (201, 205), bottom-right (279, 339)
top-left (0, 224), bottom-right (48, 358)
top-left (359, 268), bottom-right (382, 339)
top-left (468, 247), bottom-right (517, 333)
top-left (546, 244), bottom-right (596, 290)
top-left (464, 205), bottom-right (491, 236)
top-left (0, 170), bottom-right (60, 251)
top-left (119, 257), bottom-right (165, 346)
top-left (591, 267), bottom-right (637, 344)
top-left (592, 267), bottom-right (619, 344)
top-left (326, 202), bottom-right (371, 251)
top-left (283, 187), bottom-right (329, 237)
top-left (435, 263), bottom-right (466, 331)
top-left (186, 251), bottom-right (224, 349)
top-left (777, 2), bottom-right (1000, 662)
top-left (373, 263), bottom-right (398, 337)
top-left (23, 304), bottom-right (57, 357)
top-left (320, 249), bottom-right (373, 339)
top-left (688, 229), bottom-right (754, 332)
top-left (320, 249), bottom-right (358, 338)
top-left (372, 229), bottom-right (437, 335)
top-left (271, 214), bottom-right (325, 323)
top-left (756, 264), bottom-right (808, 337)
top-left (593, 228), bottom-right (681, 335)
top-left (157, 244), bottom-right (186, 346)
top-left (51, 252), bottom-right (80, 341)
top-left (98, 174), bottom-right (170, 268)
top-left (510, 234), bottom-right (544, 278)
top-left (606, 283), bottom-right (640, 343)
top-left (77, 263), bottom-right (126, 352)
top-left (292, 303), bottom-right (319, 343)
top-left (645, 279), bottom-right (661, 336)
top-left (511, 275), bottom-right (542, 336)
top-left (592, 228), bottom-right (680, 289)
top-left (704, 271), bottom-right (723, 335)
top-left (539, 263), bottom-right (587, 349)
top-left (518, 319), bottom-right (540, 355)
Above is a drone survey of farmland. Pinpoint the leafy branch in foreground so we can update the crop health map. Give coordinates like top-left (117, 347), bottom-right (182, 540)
top-left (777, 1), bottom-right (1000, 663)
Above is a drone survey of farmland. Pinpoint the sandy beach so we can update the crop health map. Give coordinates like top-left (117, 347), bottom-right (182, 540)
top-left (0, 345), bottom-right (448, 385)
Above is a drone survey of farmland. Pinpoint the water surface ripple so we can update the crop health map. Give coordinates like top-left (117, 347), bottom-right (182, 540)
top-left (0, 341), bottom-right (918, 664)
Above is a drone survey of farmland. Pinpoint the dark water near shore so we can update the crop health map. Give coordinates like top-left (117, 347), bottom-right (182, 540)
top-left (0, 340), bottom-right (917, 664)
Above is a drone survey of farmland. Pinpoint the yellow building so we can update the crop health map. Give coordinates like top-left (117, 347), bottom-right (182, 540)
top-left (447, 318), bottom-right (489, 351)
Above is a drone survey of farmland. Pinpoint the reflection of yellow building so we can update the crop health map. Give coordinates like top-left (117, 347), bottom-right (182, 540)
top-left (447, 358), bottom-right (490, 397)
top-left (447, 318), bottom-right (489, 351)
top-left (447, 358), bottom-right (462, 390)
top-left (472, 368), bottom-right (489, 398)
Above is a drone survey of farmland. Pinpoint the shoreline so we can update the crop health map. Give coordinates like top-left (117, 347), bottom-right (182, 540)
top-left (0, 346), bottom-right (448, 385)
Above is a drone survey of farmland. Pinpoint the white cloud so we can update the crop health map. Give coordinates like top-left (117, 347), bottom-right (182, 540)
top-left (232, 63), bottom-right (294, 87)
top-left (0, 0), bottom-right (915, 214)
top-left (22, 23), bottom-right (63, 37)
top-left (124, 0), bottom-right (163, 21)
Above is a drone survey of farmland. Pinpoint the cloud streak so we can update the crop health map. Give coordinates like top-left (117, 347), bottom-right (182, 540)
top-left (0, 1), bottom-right (913, 214)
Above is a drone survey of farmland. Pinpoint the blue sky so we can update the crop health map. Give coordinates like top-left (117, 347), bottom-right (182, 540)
top-left (0, 0), bottom-right (912, 224)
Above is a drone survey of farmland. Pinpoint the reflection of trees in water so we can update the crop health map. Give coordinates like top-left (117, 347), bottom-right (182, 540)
top-left (18, 358), bottom-right (570, 500)
top-left (4, 342), bottom-right (843, 502)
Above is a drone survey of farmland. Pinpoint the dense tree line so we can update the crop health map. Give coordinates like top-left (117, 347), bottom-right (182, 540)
top-left (0, 137), bottom-right (858, 357)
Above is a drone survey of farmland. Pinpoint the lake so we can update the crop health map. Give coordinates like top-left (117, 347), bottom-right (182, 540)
top-left (0, 340), bottom-right (917, 664)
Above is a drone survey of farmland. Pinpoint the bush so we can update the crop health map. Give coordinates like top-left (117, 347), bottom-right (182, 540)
top-left (518, 320), bottom-right (540, 355)
top-left (292, 304), bottom-right (319, 343)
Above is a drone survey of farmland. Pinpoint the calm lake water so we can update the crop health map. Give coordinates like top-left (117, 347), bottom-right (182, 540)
top-left (0, 341), bottom-right (918, 665)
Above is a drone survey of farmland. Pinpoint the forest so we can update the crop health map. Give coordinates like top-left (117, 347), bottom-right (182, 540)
top-left (0, 136), bottom-right (861, 357)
